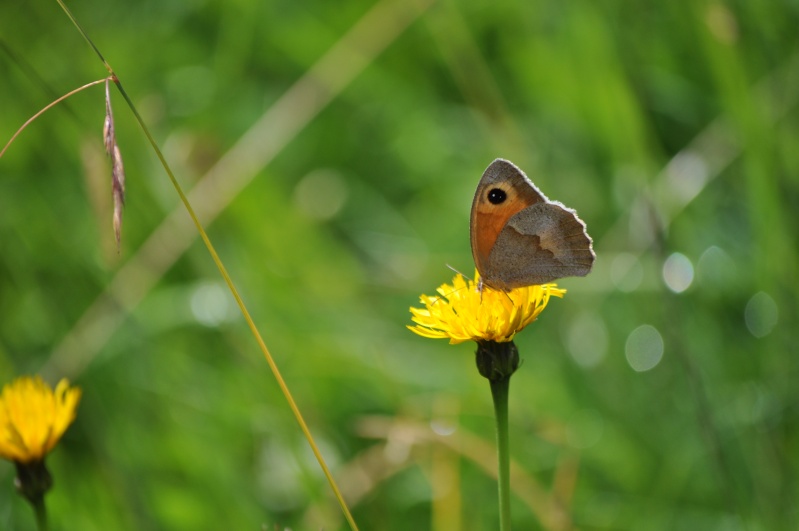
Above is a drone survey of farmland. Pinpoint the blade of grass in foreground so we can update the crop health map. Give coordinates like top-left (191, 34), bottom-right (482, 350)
top-left (52, 17), bottom-right (356, 531)
top-left (48, 0), bottom-right (433, 527)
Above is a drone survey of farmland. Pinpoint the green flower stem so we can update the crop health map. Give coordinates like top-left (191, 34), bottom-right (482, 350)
top-left (14, 460), bottom-right (52, 531)
top-left (475, 340), bottom-right (518, 531)
top-left (32, 498), bottom-right (48, 531)
top-left (491, 374), bottom-right (512, 531)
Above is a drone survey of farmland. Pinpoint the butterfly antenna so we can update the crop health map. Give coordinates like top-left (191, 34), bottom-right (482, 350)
top-left (427, 265), bottom-right (473, 306)
top-left (445, 263), bottom-right (473, 282)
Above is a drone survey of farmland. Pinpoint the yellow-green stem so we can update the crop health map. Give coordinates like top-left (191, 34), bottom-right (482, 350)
top-left (490, 376), bottom-right (512, 531)
top-left (32, 497), bottom-right (48, 531)
top-left (53, 1), bottom-right (359, 529)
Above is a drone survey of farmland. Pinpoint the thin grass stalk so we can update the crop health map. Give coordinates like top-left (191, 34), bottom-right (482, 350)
top-left (53, 1), bottom-right (359, 528)
top-left (0, 78), bottom-right (106, 158)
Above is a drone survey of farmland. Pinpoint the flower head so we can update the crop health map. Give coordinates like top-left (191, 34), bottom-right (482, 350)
top-left (408, 272), bottom-right (566, 344)
top-left (0, 376), bottom-right (81, 464)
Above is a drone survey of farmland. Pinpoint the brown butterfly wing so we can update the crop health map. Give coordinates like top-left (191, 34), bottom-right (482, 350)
top-left (482, 202), bottom-right (595, 290)
top-left (470, 159), bottom-right (595, 291)
top-left (470, 159), bottom-right (547, 276)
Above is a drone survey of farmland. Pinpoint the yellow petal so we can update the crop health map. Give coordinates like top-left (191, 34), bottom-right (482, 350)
top-left (0, 376), bottom-right (81, 463)
top-left (408, 272), bottom-right (565, 344)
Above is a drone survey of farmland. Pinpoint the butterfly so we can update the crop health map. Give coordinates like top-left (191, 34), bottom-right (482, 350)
top-left (470, 159), bottom-right (595, 291)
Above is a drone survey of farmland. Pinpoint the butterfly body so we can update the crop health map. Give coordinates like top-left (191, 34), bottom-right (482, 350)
top-left (470, 159), bottom-right (595, 291)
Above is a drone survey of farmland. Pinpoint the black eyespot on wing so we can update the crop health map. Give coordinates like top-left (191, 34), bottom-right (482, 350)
top-left (487, 188), bottom-right (506, 204)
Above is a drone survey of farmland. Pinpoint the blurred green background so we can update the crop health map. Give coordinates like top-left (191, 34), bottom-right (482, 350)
top-left (1, 0), bottom-right (797, 529)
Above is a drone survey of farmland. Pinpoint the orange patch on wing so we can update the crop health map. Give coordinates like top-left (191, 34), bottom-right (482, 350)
top-left (472, 194), bottom-right (531, 267)
top-left (473, 210), bottom-right (509, 266)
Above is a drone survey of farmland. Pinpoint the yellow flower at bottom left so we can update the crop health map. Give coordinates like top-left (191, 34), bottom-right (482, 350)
top-left (0, 376), bottom-right (81, 464)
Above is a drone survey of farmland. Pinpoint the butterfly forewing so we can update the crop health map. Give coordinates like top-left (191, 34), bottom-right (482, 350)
top-left (470, 159), bottom-right (595, 291)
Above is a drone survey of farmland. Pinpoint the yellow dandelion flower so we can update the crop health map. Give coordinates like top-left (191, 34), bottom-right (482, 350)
top-left (0, 376), bottom-right (81, 464)
top-left (408, 272), bottom-right (566, 344)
